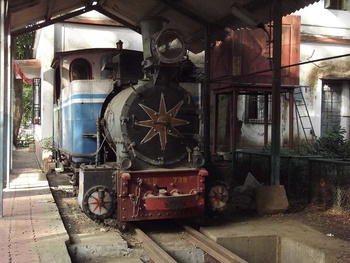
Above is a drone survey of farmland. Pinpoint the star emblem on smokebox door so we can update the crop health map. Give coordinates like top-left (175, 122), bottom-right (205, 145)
top-left (136, 92), bottom-right (189, 151)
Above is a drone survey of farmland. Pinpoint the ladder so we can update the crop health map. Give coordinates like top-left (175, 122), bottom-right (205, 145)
top-left (294, 87), bottom-right (317, 144)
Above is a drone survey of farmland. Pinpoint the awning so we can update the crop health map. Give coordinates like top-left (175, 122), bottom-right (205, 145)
top-left (13, 59), bottom-right (41, 85)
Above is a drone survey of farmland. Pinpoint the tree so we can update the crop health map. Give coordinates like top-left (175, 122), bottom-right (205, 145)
top-left (15, 31), bottom-right (35, 59)
top-left (22, 83), bottom-right (33, 125)
top-left (13, 32), bottom-right (35, 147)
top-left (13, 79), bottom-right (24, 147)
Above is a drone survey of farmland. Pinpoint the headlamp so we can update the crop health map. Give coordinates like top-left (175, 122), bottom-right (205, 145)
top-left (152, 29), bottom-right (186, 64)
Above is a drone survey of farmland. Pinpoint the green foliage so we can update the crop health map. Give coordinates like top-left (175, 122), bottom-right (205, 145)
top-left (17, 132), bottom-right (34, 147)
top-left (259, 143), bottom-right (297, 156)
top-left (40, 137), bottom-right (53, 151)
top-left (317, 126), bottom-right (350, 158)
top-left (14, 31), bottom-right (35, 145)
top-left (21, 83), bottom-right (33, 126)
top-left (259, 126), bottom-right (350, 158)
top-left (15, 32), bottom-right (35, 59)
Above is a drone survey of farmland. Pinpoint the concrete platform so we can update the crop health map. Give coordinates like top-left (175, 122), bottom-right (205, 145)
top-left (68, 232), bottom-right (145, 262)
top-left (200, 216), bottom-right (350, 263)
top-left (0, 149), bottom-right (71, 263)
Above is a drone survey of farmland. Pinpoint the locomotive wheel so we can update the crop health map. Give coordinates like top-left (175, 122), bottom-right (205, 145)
top-left (82, 185), bottom-right (115, 221)
top-left (206, 181), bottom-right (231, 213)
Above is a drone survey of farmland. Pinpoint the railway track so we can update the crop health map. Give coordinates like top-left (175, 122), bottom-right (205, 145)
top-left (132, 223), bottom-right (248, 263)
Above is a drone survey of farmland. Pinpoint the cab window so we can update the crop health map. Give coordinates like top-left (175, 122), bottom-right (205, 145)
top-left (70, 58), bottom-right (92, 81)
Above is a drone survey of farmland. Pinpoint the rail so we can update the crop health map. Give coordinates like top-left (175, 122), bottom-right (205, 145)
top-left (183, 225), bottom-right (247, 263)
top-left (133, 223), bottom-right (247, 263)
top-left (134, 227), bottom-right (177, 263)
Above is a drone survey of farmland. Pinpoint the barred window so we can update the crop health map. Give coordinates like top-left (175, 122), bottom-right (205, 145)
top-left (245, 93), bottom-right (271, 124)
top-left (324, 0), bottom-right (349, 10)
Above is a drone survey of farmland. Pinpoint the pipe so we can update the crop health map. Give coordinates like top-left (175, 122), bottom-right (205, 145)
top-left (95, 117), bottom-right (100, 165)
top-left (203, 26), bottom-right (211, 163)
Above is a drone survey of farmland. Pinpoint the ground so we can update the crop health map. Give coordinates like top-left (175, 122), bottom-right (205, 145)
top-left (287, 203), bottom-right (350, 241)
top-left (47, 172), bottom-right (122, 237)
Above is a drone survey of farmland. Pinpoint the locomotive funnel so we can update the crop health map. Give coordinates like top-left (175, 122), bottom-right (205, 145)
top-left (139, 17), bottom-right (168, 61)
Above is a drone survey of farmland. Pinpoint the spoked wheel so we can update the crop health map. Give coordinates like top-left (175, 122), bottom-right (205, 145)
top-left (82, 185), bottom-right (115, 221)
top-left (206, 181), bottom-right (231, 213)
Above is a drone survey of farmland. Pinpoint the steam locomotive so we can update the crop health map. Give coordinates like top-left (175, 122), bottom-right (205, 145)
top-left (52, 17), bottom-right (209, 225)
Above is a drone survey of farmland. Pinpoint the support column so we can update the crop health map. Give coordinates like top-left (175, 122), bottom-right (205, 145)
top-left (4, 4), bottom-right (10, 190)
top-left (264, 92), bottom-right (269, 145)
top-left (289, 90), bottom-right (294, 148)
top-left (213, 93), bottom-right (218, 153)
top-left (231, 90), bottom-right (239, 169)
top-left (0, 0), bottom-right (8, 217)
top-left (270, 0), bottom-right (282, 185)
top-left (231, 90), bottom-right (238, 152)
top-left (203, 26), bottom-right (211, 163)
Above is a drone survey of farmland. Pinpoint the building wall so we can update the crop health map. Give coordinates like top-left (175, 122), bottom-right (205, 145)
top-left (234, 94), bottom-right (292, 147)
top-left (34, 26), bottom-right (55, 162)
top-left (53, 23), bottom-right (142, 53)
top-left (212, 2), bottom-right (350, 149)
top-left (210, 16), bottom-right (300, 148)
top-left (294, 0), bottom-right (350, 140)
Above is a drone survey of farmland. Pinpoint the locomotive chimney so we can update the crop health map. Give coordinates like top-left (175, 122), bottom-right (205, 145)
top-left (139, 17), bottom-right (186, 84)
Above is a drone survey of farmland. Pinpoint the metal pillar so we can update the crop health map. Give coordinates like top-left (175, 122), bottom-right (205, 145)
top-left (231, 90), bottom-right (238, 152)
top-left (270, 0), bottom-right (282, 185)
top-left (203, 26), bottom-right (211, 163)
top-left (4, 4), bottom-right (10, 190)
top-left (264, 92), bottom-right (269, 145)
top-left (0, 0), bottom-right (8, 217)
top-left (289, 90), bottom-right (294, 148)
top-left (213, 93), bottom-right (218, 153)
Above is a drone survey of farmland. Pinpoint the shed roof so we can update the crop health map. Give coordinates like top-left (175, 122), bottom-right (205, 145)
top-left (9, 0), bottom-right (319, 52)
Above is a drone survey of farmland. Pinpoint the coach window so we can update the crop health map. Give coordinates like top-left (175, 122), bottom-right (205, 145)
top-left (70, 58), bottom-right (92, 81)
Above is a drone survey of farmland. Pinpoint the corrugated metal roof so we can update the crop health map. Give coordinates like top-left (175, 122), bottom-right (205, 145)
top-left (9, 0), bottom-right (320, 52)
top-left (10, 0), bottom-right (87, 30)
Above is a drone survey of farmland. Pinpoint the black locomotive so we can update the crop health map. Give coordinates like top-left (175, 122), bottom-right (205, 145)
top-left (52, 17), bottom-right (208, 225)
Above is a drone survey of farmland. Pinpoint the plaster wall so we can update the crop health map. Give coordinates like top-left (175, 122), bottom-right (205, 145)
top-left (299, 48), bottom-right (350, 139)
top-left (294, 0), bottom-right (350, 139)
top-left (294, 1), bottom-right (350, 37)
top-left (54, 23), bottom-right (142, 53)
top-left (34, 26), bottom-right (54, 161)
top-left (207, 1), bottom-right (350, 149)
top-left (236, 95), bottom-right (291, 147)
